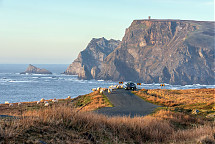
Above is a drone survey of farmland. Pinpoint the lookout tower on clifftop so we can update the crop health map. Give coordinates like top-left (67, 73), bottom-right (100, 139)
top-left (148, 16), bottom-right (151, 20)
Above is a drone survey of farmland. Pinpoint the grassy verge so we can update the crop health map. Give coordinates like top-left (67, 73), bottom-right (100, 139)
top-left (72, 90), bottom-right (113, 111)
top-left (102, 94), bottom-right (114, 107)
top-left (133, 88), bottom-right (215, 118)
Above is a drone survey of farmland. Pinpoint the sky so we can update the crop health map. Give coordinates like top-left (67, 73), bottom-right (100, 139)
top-left (0, 0), bottom-right (214, 64)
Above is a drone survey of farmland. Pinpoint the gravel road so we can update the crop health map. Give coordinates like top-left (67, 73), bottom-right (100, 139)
top-left (96, 89), bottom-right (159, 117)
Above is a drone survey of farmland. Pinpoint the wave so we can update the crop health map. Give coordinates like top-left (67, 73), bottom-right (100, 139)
top-left (0, 73), bottom-right (13, 75)
top-left (32, 74), bottom-right (51, 76)
top-left (184, 85), bottom-right (198, 87)
top-left (8, 80), bottom-right (37, 83)
top-left (32, 77), bottom-right (39, 79)
top-left (41, 77), bottom-right (53, 79)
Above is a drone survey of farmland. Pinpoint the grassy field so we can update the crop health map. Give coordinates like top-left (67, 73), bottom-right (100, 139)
top-left (0, 98), bottom-right (72, 116)
top-left (133, 88), bottom-right (215, 117)
top-left (0, 88), bottom-right (215, 143)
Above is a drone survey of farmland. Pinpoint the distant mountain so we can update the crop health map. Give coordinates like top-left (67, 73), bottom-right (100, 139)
top-left (63, 37), bottom-right (120, 79)
top-left (65, 19), bottom-right (215, 85)
top-left (20, 64), bottom-right (52, 74)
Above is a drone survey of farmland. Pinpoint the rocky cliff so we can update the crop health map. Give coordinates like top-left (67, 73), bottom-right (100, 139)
top-left (65, 19), bottom-right (215, 85)
top-left (21, 64), bottom-right (52, 74)
top-left (97, 20), bottom-right (215, 85)
top-left (63, 37), bottom-right (120, 79)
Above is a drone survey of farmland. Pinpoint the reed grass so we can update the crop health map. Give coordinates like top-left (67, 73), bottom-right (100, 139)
top-left (0, 104), bottom-right (214, 143)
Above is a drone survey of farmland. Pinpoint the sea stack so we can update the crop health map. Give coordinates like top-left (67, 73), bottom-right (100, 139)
top-left (20, 64), bottom-right (52, 74)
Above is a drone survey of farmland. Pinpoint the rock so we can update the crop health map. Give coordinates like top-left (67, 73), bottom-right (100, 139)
top-left (18, 102), bottom-right (22, 106)
top-left (91, 66), bottom-right (100, 79)
top-left (20, 64), bottom-right (52, 74)
top-left (63, 37), bottom-right (120, 79)
top-left (65, 19), bottom-right (215, 85)
top-left (97, 19), bottom-right (215, 85)
top-left (44, 103), bottom-right (49, 107)
top-left (9, 103), bottom-right (13, 107)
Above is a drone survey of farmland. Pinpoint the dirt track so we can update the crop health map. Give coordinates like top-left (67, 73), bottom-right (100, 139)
top-left (96, 89), bottom-right (159, 117)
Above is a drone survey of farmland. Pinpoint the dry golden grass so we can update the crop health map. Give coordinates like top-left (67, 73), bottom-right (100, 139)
top-left (0, 104), bottom-right (214, 143)
top-left (0, 98), bottom-right (72, 116)
top-left (72, 90), bottom-right (113, 111)
top-left (134, 88), bottom-right (215, 110)
top-left (1, 88), bottom-right (214, 143)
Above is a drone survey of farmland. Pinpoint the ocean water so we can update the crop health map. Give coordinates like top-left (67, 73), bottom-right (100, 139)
top-left (0, 64), bottom-right (214, 104)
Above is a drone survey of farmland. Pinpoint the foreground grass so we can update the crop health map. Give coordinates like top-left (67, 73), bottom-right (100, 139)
top-left (1, 88), bottom-right (214, 143)
top-left (0, 104), bottom-right (214, 144)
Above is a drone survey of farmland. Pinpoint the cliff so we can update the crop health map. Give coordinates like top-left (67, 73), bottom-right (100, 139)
top-left (97, 20), bottom-right (215, 85)
top-left (20, 64), bottom-right (52, 74)
top-left (63, 37), bottom-right (120, 79)
top-left (65, 19), bottom-right (215, 85)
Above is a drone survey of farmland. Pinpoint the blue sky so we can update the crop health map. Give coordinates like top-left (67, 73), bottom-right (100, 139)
top-left (0, 0), bottom-right (214, 64)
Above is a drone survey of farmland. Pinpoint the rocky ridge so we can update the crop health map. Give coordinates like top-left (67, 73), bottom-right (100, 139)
top-left (21, 64), bottom-right (52, 74)
top-left (65, 19), bottom-right (215, 85)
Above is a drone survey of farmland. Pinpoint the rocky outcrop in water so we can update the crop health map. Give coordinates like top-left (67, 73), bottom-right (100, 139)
top-left (65, 19), bottom-right (215, 85)
top-left (63, 37), bottom-right (120, 79)
top-left (20, 64), bottom-right (52, 74)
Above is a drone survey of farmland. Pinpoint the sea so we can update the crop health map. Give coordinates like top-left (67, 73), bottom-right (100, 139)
top-left (0, 64), bottom-right (214, 104)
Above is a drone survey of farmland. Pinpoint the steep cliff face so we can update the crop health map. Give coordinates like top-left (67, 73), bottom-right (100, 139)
top-left (64, 37), bottom-right (120, 79)
top-left (97, 20), bottom-right (215, 85)
top-left (21, 64), bottom-right (52, 74)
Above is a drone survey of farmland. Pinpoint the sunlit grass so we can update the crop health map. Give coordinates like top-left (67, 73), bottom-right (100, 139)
top-left (133, 88), bottom-right (215, 116)
top-left (72, 90), bottom-right (113, 111)
top-left (1, 88), bottom-right (214, 143)
top-left (0, 104), bottom-right (214, 143)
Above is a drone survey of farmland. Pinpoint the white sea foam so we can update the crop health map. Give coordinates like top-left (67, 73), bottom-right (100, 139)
top-left (170, 87), bottom-right (178, 90)
top-left (184, 85), bottom-right (194, 87)
top-left (32, 74), bottom-right (46, 76)
top-left (8, 80), bottom-right (37, 83)
top-left (41, 77), bottom-right (53, 79)
top-left (32, 77), bottom-right (39, 79)
top-left (64, 78), bottom-right (79, 81)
